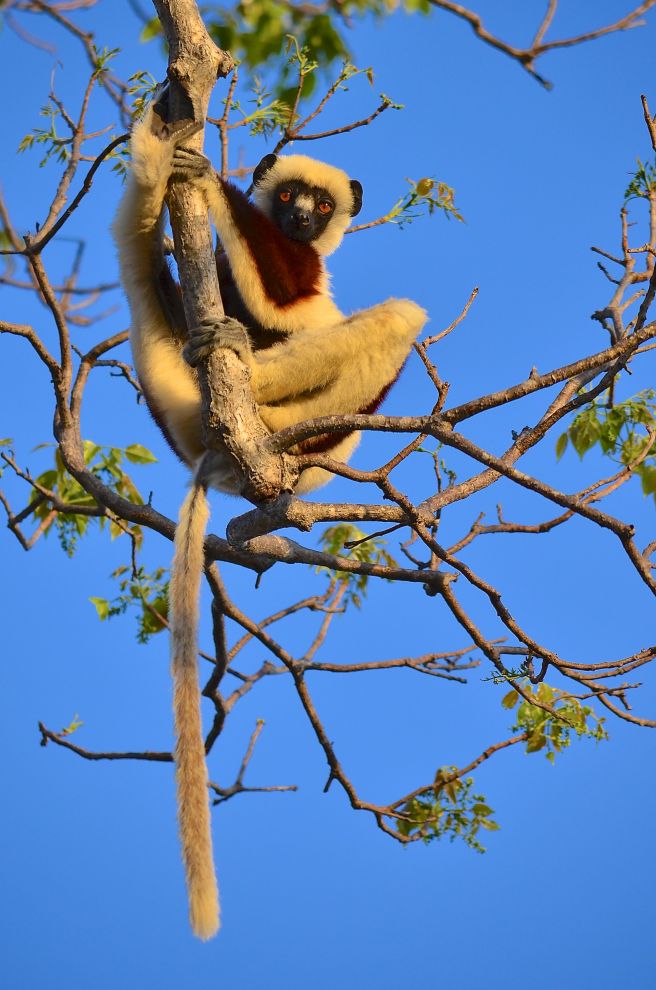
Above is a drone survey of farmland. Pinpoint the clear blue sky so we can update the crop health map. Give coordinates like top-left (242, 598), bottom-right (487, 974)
top-left (2, 2), bottom-right (656, 987)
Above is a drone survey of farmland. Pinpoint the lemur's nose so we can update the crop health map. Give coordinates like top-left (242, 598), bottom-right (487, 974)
top-left (293, 210), bottom-right (311, 227)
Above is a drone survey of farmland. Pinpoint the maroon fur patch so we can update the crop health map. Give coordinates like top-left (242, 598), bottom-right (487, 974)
top-left (359, 372), bottom-right (399, 416)
top-left (297, 432), bottom-right (350, 455)
top-left (221, 181), bottom-right (322, 307)
top-left (297, 366), bottom-right (405, 455)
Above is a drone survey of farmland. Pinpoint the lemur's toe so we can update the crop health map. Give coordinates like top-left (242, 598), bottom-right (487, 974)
top-left (175, 147), bottom-right (204, 161)
top-left (171, 147), bottom-right (211, 178)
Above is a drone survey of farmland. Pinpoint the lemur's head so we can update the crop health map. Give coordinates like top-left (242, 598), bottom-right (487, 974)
top-left (252, 153), bottom-right (363, 256)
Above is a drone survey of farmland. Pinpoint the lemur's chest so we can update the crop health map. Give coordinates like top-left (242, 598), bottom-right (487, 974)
top-left (216, 250), bottom-right (291, 349)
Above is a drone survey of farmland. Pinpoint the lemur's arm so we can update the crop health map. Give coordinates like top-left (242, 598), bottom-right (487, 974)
top-left (112, 115), bottom-right (173, 300)
top-left (171, 147), bottom-right (343, 334)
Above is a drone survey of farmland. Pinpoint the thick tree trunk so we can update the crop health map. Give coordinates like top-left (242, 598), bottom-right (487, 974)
top-left (152, 0), bottom-right (295, 502)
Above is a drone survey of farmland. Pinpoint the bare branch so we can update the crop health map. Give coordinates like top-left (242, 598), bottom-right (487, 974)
top-left (430, 1), bottom-right (656, 89)
top-left (39, 721), bottom-right (172, 761)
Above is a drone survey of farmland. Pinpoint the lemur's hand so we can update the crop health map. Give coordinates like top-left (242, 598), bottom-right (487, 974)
top-left (183, 317), bottom-right (251, 367)
top-left (171, 147), bottom-right (214, 184)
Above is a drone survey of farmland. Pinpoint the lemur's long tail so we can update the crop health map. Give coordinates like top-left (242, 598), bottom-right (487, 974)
top-left (170, 475), bottom-right (220, 940)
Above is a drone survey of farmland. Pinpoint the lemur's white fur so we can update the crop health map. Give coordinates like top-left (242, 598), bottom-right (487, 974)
top-left (112, 99), bottom-right (427, 941)
top-left (169, 481), bottom-right (218, 940)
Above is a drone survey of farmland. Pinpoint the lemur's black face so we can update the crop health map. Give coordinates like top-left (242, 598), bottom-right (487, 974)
top-left (271, 180), bottom-right (336, 243)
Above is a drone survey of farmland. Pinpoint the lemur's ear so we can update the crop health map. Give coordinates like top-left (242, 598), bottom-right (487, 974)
top-left (253, 154), bottom-right (278, 186)
top-left (349, 179), bottom-right (363, 218)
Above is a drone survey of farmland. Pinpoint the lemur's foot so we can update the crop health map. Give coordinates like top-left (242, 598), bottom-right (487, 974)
top-left (184, 317), bottom-right (251, 367)
top-left (150, 82), bottom-right (203, 145)
top-left (171, 146), bottom-right (213, 182)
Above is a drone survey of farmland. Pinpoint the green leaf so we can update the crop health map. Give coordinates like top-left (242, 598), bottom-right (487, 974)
top-left (89, 597), bottom-right (110, 621)
top-left (501, 689), bottom-right (519, 710)
top-left (443, 781), bottom-right (459, 803)
top-left (557, 389), bottom-right (656, 507)
top-left (525, 730), bottom-right (547, 753)
top-left (536, 682), bottom-right (555, 704)
top-left (124, 443), bottom-right (157, 464)
top-left (139, 596), bottom-right (168, 639)
top-left (83, 440), bottom-right (102, 464)
top-left (315, 523), bottom-right (399, 606)
top-left (109, 520), bottom-right (124, 541)
top-left (570, 411), bottom-right (600, 458)
top-left (139, 17), bottom-right (161, 42)
top-left (640, 465), bottom-right (656, 495)
top-left (60, 714), bottom-right (84, 736)
top-left (555, 432), bottom-right (568, 460)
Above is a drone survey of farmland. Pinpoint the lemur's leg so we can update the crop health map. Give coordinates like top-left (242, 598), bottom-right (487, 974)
top-left (257, 302), bottom-right (426, 491)
top-left (178, 299), bottom-right (426, 419)
top-left (254, 300), bottom-right (427, 417)
top-left (171, 147), bottom-right (342, 333)
top-left (113, 105), bottom-right (207, 463)
top-left (112, 107), bottom-right (175, 291)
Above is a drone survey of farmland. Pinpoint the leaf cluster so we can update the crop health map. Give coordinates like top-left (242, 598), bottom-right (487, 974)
top-left (556, 390), bottom-right (656, 501)
top-left (18, 101), bottom-right (73, 168)
top-left (379, 176), bottom-right (463, 229)
top-left (127, 69), bottom-right (161, 121)
top-left (30, 439), bottom-right (155, 555)
top-left (218, 43), bottom-right (384, 140)
top-left (502, 681), bottom-right (607, 764)
top-left (396, 678), bottom-right (607, 849)
top-left (90, 564), bottom-right (169, 644)
top-left (211, 1), bottom-right (348, 98)
top-left (397, 770), bottom-right (499, 852)
top-left (18, 48), bottom-right (126, 173)
top-left (139, 0), bottom-right (429, 96)
top-left (58, 714), bottom-right (84, 737)
top-left (624, 158), bottom-right (656, 202)
top-left (228, 76), bottom-right (291, 138)
top-left (317, 523), bottom-right (399, 607)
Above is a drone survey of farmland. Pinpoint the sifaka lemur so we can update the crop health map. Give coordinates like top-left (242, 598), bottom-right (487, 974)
top-left (112, 91), bottom-right (427, 939)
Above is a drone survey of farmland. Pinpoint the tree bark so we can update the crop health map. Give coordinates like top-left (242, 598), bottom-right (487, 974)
top-left (152, 0), bottom-right (295, 503)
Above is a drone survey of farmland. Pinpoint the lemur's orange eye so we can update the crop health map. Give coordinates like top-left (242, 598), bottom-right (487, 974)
top-left (318, 200), bottom-right (333, 215)
top-left (279, 190), bottom-right (292, 203)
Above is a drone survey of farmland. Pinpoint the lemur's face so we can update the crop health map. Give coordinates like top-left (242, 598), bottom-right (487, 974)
top-left (271, 180), bottom-right (336, 244)
top-left (252, 154), bottom-right (363, 256)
